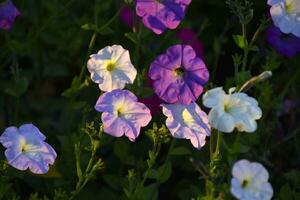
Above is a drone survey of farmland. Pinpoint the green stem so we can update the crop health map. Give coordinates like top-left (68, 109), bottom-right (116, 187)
top-left (14, 97), bottom-right (20, 124)
top-left (78, 32), bottom-right (97, 82)
top-left (70, 144), bottom-right (99, 200)
top-left (209, 129), bottom-right (214, 160)
top-left (249, 18), bottom-right (271, 47)
top-left (241, 24), bottom-right (248, 72)
top-left (32, 0), bottom-right (75, 41)
top-left (207, 130), bottom-right (222, 198)
top-left (215, 131), bottom-right (221, 155)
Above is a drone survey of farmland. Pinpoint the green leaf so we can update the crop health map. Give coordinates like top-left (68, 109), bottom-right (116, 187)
top-left (279, 184), bottom-right (294, 200)
top-left (81, 23), bottom-right (97, 31)
top-left (170, 147), bottom-right (191, 156)
top-left (141, 183), bottom-right (158, 200)
top-left (148, 161), bottom-right (172, 183)
top-left (233, 35), bottom-right (247, 49)
top-left (248, 45), bottom-right (259, 51)
top-left (113, 139), bottom-right (129, 160)
top-left (231, 143), bottom-right (250, 154)
top-left (4, 77), bottom-right (29, 97)
top-left (125, 32), bottom-right (138, 44)
top-left (98, 27), bottom-right (114, 35)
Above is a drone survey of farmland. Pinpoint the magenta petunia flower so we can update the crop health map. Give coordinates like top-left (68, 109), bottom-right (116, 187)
top-left (162, 102), bottom-right (210, 149)
top-left (135, 0), bottom-right (192, 34)
top-left (139, 94), bottom-right (163, 116)
top-left (120, 5), bottom-right (140, 30)
top-left (148, 44), bottom-right (209, 105)
top-left (177, 28), bottom-right (205, 59)
top-left (95, 89), bottom-right (152, 141)
top-left (266, 25), bottom-right (300, 57)
top-left (0, 0), bottom-right (20, 30)
top-left (0, 124), bottom-right (57, 174)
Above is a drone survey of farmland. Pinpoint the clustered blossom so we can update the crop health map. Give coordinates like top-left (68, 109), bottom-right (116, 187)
top-left (268, 0), bottom-right (300, 37)
top-left (0, 124), bottom-right (57, 174)
top-left (231, 159), bottom-right (273, 200)
top-left (162, 103), bottom-right (210, 149)
top-left (87, 45), bottom-right (137, 92)
top-left (266, 25), bottom-right (300, 57)
top-left (95, 89), bottom-right (152, 141)
top-left (203, 87), bottom-right (262, 133)
top-left (136, 0), bottom-right (192, 34)
top-left (0, 0), bottom-right (20, 30)
top-left (149, 44), bottom-right (209, 105)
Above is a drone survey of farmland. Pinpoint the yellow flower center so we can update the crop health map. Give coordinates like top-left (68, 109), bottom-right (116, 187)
top-left (182, 108), bottom-right (194, 126)
top-left (241, 179), bottom-right (249, 188)
top-left (105, 60), bottom-right (116, 72)
top-left (20, 137), bottom-right (29, 152)
top-left (285, 0), bottom-right (300, 14)
top-left (174, 67), bottom-right (185, 77)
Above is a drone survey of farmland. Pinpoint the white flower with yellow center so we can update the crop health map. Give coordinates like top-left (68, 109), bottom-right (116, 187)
top-left (202, 87), bottom-right (262, 133)
top-left (268, 0), bottom-right (300, 37)
top-left (231, 159), bottom-right (273, 200)
top-left (161, 103), bottom-right (210, 149)
top-left (87, 45), bottom-right (137, 92)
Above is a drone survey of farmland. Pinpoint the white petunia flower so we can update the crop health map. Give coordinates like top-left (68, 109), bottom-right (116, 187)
top-left (268, 0), bottom-right (300, 37)
top-left (202, 87), bottom-right (262, 133)
top-left (231, 159), bottom-right (273, 200)
top-left (161, 103), bottom-right (210, 149)
top-left (87, 45), bottom-right (137, 92)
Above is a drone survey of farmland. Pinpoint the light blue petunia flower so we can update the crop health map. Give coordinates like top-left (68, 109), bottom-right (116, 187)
top-left (0, 124), bottom-right (57, 174)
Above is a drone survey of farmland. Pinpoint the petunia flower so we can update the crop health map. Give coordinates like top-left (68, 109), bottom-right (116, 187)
top-left (177, 28), bottom-right (205, 59)
top-left (95, 89), bottom-right (152, 141)
top-left (87, 45), bottom-right (137, 92)
top-left (135, 0), bottom-right (192, 34)
top-left (161, 103), bottom-right (210, 149)
top-left (231, 159), bottom-right (273, 200)
top-left (268, 0), bottom-right (300, 37)
top-left (139, 94), bottom-right (163, 116)
top-left (266, 25), bottom-right (300, 57)
top-left (0, 0), bottom-right (20, 30)
top-left (120, 5), bottom-right (139, 30)
top-left (0, 124), bottom-right (57, 174)
top-left (202, 87), bottom-right (262, 133)
top-left (148, 44), bottom-right (209, 105)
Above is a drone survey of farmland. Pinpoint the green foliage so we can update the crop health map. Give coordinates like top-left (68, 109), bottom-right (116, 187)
top-left (0, 0), bottom-right (300, 199)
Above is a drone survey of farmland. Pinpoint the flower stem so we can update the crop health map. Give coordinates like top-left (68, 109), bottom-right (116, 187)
top-left (207, 129), bottom-right (222, 198)
top-left (241, 24), bottom-right (248, 72)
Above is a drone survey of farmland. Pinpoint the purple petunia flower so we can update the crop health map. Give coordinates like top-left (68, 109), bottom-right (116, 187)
top-left (95, 89), bottom-right (152, 141)
top-left (0, 124), bottom-right (57, 174)
top-left (136, 0), bottom-right (192, 34)
top-left (139, 94), bottom-right (163, 116)
top-left (177, 28), bottom-right (205, 59)
top-left (266, 25), bottom-right (300, 57)
top-left (148, 44), bottom-right (209, 105)
top-left (120, 5), bottom-right (140, 30)
top-left (0, 0), bottom-right (20, 30)
top-left (162, 102), bottom-right (210, 149)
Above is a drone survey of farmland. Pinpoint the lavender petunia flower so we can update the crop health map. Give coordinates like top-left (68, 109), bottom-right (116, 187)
top-left (95, 89), bottom-right (152, 141)
top-left (136, 0), bottom-right (192, 34)
top-left (162, 102), bottom-right (210, 149)
top-left (149, 44), bottom-right (209, 105)
top-left (0, 0), bottom-right (20, 30)
top-left (266, 25), bottom-right (300, 57)
top-left (268, 0), bottom-right (300, 38)
top-left (0, 124), bottom-right (57, 174)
